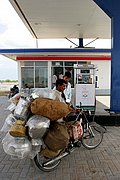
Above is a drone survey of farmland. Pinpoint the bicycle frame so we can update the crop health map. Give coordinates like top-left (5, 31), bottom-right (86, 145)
top-left (75, 109), bottom-right (95, 138)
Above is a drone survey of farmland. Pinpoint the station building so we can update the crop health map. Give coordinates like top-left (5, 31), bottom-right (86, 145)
top-left (1, 48), bottom-right (111, 96)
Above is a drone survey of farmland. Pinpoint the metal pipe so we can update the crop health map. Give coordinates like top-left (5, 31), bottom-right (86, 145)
top-left (43, 151), bottom-right (70, 166)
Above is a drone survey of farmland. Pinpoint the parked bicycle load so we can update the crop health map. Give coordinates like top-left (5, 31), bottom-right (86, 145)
top-left (1, 89), bottom-right (103, 172)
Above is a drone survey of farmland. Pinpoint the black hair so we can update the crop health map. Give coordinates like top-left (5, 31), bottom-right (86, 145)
top-left (64, 71), bottom-right (71, 78)
top-left (56, 79), bottom-right (67, 88)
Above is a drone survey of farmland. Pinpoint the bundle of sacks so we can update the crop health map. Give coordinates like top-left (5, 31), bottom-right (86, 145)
top-left (1, 89), bottom-right (71, 159)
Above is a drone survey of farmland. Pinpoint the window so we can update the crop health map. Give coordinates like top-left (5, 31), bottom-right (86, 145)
top-left (52, 61), bottom-right (63, 66)
top-left (35, 61), bottom-right (47, 66)
top-left (51, 61), bottom-right (77, 88)
top-left (21, 61), bottom-right (48, 88)
top-left (21, 67), bottom-right (34, 88)
top-left (81, 70), bottom-right (90, 74)
top-left (35, 67), bottom-right (48, 88)
top-left (21, 61), bottom-right (34, 66)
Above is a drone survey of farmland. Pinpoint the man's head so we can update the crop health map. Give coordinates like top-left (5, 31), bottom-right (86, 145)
top-left (56, 79), bottom-right (67, 92)
top-left (63, 71), bottom-right (71, 83)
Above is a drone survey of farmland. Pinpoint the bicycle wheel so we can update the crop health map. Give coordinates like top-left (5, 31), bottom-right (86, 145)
top-left (34, 154), bottom-right (61, 172)
top-left (90, 122), bottom-right (107, 133)
top-left (81, 124), bottom-right (103, 149)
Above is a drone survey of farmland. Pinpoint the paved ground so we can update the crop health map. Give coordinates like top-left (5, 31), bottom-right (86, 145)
top-left (0, 96), bottom-right (120, 180)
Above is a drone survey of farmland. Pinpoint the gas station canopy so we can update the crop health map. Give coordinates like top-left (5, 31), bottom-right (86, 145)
top-left (9, 0), bottom-right (111, 39)
top-left (6, 0), bottom-right (120, 113)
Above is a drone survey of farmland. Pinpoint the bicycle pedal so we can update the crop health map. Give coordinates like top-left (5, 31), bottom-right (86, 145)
top-left (75, 141), bottom-right (81, 147)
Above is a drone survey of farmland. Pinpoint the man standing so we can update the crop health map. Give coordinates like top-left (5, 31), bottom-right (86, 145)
top-left (63, 71), bottom-right (72, 104)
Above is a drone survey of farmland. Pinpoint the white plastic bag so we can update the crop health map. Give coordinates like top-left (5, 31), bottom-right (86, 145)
top-left (26, 115), bottom-right (50, 138)
top-left (14, 97), bottom-right (30, 120)
top-left (8, 93), bottom-right (21, 105)
top-left (31, 89), bottom-right (56, 100)
top-left (2, 133), bottom-right (32, 159)
top-left (7, 103), bottom-right (16, 112)
top-left (0, 114), bottom-right (16, 133)
top-left (30, 138), bottom-right (43, 159)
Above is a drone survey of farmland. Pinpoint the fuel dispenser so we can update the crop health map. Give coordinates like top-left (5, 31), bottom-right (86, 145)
top-left (74, 64), bottom-right (96, 112)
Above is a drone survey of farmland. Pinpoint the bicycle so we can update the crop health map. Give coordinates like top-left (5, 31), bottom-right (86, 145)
top-left (34, 108), bottom-right (103, 171)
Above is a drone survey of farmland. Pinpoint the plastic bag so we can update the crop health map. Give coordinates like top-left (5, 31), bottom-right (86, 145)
top-left (30, 138), bottom-right (42, 159)
top-left (26, 115), bottom-right (50, 138)
top-left (7, 103), bottom-right (16, 112)
top-left (8, 93), bottom-right (21, 105)
top-left (31, 138), bottom-right (42, 146)
top-left (0, 114), bottom-right (16, 133)
top-left (2, 133), bottom-right (32, 159)
top-left (2, 132), bottom-right (14, 144)
top-left (31, 89), bottom-right (56, 100)
top-left (14, 97), bottom-right (30, 120)
top-left (67, 120), bottom-right (83, 142)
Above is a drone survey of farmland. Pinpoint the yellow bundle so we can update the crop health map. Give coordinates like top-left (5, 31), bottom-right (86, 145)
top-left (9, 120), bottom-right (26, 137)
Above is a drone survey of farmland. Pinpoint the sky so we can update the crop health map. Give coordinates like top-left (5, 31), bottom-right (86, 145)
top-left (0, 0), bottom-right (111, 80)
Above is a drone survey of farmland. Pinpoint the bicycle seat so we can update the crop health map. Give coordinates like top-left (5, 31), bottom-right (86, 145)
top-left (65, 112), bottom-right (77, 122)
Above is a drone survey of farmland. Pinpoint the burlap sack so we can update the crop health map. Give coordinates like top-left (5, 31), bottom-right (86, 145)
top-left (40, 147), bottom-right (60, 158)
top-left (30, 98), bottom-right (70, 121)
top-left (44, 122), bottom-right (69, 151)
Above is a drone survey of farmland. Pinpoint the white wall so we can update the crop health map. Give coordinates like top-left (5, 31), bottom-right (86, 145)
top-left (91, 60), bottom-right (111, 95)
